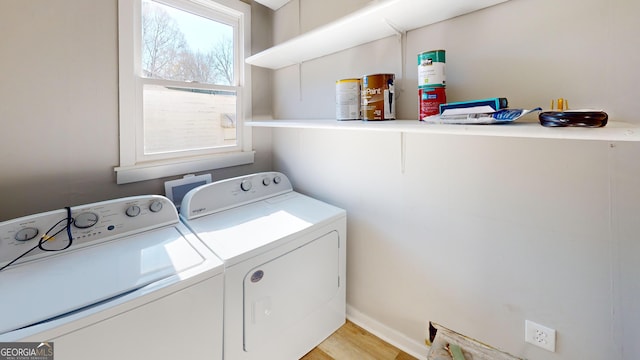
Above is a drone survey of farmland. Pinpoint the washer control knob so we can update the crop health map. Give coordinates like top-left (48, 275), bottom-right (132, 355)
top-left (74, 212), bottom-right (99, 229)
top-left (126, 205), bottom-right (141, 217)
top-left (15, 227), bottom-right (39, 242)
top-left (241, 179), bottom-right (253, 192)
top-left (149, 200), bottom-right (163, 213)
top-left (273, 175), bottom-right (282, 184)
top-left (262, 177), bottom-right (271, 186)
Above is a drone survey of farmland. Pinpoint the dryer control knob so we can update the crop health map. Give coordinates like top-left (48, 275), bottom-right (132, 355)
top-left (149, 200), bottom-right (163, 213)
top-left (241, 179), bottom-right (253, 192)
top-left (273, 175), bottom-right (281, 184)
top-left (262, 177), bottom-right (271, 186)
top-left (126, 205), bottom-right (141, 217)
top-left (74, 212), bottom-right (99, 228)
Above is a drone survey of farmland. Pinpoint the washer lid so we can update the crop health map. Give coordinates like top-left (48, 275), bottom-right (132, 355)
top-left (0, 226), bottom-right (205, 335)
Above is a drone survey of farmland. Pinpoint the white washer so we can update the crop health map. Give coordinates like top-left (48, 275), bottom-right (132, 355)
top-left (0, 195), bottom-right (224, 360)
top-left (180, 172), bottom-right (347, 360)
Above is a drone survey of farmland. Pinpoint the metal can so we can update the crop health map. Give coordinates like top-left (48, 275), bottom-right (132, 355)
top-left (419, 86), bottom-right (446, 120)
top-left (336, 78), bottom-right (361, 120)
top-left (361, 74), bottom-right (395, 121)
top-left (418, 50), bottom-right (446, 87)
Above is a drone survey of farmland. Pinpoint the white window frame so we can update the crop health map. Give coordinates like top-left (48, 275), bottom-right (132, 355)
top-left (116, 0), bottom-right (253, 184)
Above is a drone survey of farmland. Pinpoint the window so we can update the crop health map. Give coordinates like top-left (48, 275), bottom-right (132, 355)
top-left (116, 0), bottom-right (253, 184)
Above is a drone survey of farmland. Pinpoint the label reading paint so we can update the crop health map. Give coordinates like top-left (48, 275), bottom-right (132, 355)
top-left (361, 74), bottom-right (395, 120)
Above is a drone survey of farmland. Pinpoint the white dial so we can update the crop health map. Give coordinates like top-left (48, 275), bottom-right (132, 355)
top-left (15, 227), bottom-right (39, 241)
top-left (126, 205), bottom-right (141, 217)
top-left (74, 212), bottom-right (99, 228)
top-left (262, 177), bottom-right (271, 186)
top-left (241, 179), bottom-right (253, 191)
top-left (149, 200), bottom-right (163, 213)
top-left (273, 175), bottom-right (282, 184)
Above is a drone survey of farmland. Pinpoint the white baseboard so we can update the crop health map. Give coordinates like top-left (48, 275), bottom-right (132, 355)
top-left (346, 305), bottom-right (430, 360)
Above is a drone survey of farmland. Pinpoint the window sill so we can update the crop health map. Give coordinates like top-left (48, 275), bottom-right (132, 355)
top-left (246, 119), bottom-right (640, 142)
top-left (115, 151), bottom-right (255, 184)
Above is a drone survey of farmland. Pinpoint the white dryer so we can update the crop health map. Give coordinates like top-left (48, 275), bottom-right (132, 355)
top-left (180, 172), bottom-right (347, 360)
top-left (0, 195), bottom-right (224, 360)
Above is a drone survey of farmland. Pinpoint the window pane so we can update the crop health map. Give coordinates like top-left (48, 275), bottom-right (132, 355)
top-left (143, 84), bottom-right (237, 155)
top-left (142, 0), bottom-right (234, 85)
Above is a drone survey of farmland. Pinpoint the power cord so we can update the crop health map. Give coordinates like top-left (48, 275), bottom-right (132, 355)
top-left (0, 207), bottom-right (74, 273)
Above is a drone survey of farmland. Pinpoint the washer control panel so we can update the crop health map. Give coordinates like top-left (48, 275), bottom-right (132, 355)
top-left (0, 195), bottom-right (178, 267)
top-left (181, 172), bottom-right (293, 219)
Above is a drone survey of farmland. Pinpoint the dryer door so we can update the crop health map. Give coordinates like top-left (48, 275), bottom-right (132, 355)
top-left (243, 230), bottom-right (340, 351)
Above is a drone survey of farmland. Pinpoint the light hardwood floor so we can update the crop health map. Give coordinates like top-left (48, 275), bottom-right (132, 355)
top-left (301, 320), bottom-right (419, 360)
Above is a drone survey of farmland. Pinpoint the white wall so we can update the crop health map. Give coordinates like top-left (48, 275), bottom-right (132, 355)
top-left (0, 0), bottom-right (273, 221)
top-left (269, 0), bottom-right (640, 359)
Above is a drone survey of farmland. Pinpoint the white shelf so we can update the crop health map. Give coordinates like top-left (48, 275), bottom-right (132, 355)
top-left (246, 0), bottom-right (511, 69)
top-left (246, 119), bottom-right (640, 142)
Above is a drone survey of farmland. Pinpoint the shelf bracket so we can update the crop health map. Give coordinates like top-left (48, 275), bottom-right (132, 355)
top-left (382, 18), bottom-right (404, 38)
top-left (298, 62), bottom-right (303, 101)
top-left (400, 131), bottom-right (406, 174)
top-left (383, 18), bottom-right (407, 94)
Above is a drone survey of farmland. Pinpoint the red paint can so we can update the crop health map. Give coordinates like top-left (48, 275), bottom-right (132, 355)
top-left (419, 86), bottom-right (446, 120)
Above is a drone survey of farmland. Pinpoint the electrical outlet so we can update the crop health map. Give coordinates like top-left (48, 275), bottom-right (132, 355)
top-left (525, 320), bottom-right (556, 352)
